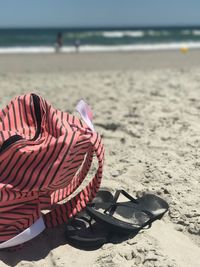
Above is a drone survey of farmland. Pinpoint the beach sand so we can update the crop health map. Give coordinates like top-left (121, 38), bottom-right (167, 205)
top-left (0, 50), bottom-right (200, 267)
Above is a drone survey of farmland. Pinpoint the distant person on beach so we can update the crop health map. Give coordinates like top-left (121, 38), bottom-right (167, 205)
top-left (55, 32), bottom-right (63, 52)
top-left (74, 39), bottom-right (80, 52)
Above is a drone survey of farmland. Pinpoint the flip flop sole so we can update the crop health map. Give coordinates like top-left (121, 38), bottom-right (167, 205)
top-left (66, 217), bottom-right (109, 249)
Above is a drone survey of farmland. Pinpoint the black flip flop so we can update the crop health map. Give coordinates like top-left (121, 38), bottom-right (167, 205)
top-left (65, 190), bottom-right (114, 249)
top-left (86, 190), bottom-right (169, 234)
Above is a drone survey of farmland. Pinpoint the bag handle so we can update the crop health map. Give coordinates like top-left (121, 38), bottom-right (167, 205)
top-left (43, 132), bottom-right (104, 227)
top-left (50, 144), bottom-right (93, 204)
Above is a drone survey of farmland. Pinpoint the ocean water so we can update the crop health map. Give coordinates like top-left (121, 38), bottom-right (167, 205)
top-left (1, 27), bottom-right (200, 53)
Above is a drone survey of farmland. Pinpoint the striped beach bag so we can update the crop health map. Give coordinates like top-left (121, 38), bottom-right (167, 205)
top-left (0, 93), bottom-right (104, 249)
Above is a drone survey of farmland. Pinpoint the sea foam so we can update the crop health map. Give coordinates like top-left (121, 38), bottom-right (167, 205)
top-left (0, 42), bottom-right (200, 54)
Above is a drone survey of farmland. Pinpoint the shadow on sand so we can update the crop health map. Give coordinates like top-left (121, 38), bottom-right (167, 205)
top-left (0, 224), bottom-right (138, 266)
top-left (0, 225), bottom-right (67, 266)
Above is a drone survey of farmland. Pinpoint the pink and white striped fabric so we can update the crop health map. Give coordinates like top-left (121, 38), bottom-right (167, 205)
top-left (0, 94), bottom-right (104, 247)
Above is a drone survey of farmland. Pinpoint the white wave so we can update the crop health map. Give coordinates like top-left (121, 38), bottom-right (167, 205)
top-left (192, 30), bottom-right (200, 36)
top-left (124, 31), bottom-right (144, 37)
top-left (102, 31), bottom-right (124, 38)
top-left (0, 46), bottom-right (77, 54)
top-left (102, 31), bottom-right (144, 38)
top-left (0, 46), bottom-right (55, 54)
top-left (79, 42), bottom-right (200, 52)
top-left (0, 42), bottom-right (200, 54)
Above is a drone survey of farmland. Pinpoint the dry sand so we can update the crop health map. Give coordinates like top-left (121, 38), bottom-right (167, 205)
top-left (0, 51), bottom-right (199, 267)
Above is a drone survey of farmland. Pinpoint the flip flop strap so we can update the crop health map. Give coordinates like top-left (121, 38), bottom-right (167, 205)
top-left (104, 190), bottom-right (138, 216)
top-left (113, 190), bottom-right (139, 204)
top-left (70, 215), bottom-right (94, 232)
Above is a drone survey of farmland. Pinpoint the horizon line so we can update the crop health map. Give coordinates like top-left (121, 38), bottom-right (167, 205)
top-left (0, 24), bottom-right (200, 30)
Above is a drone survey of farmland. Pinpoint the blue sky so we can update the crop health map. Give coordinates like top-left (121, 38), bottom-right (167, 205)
top-left (0, 0), bottom-right (200, 28)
